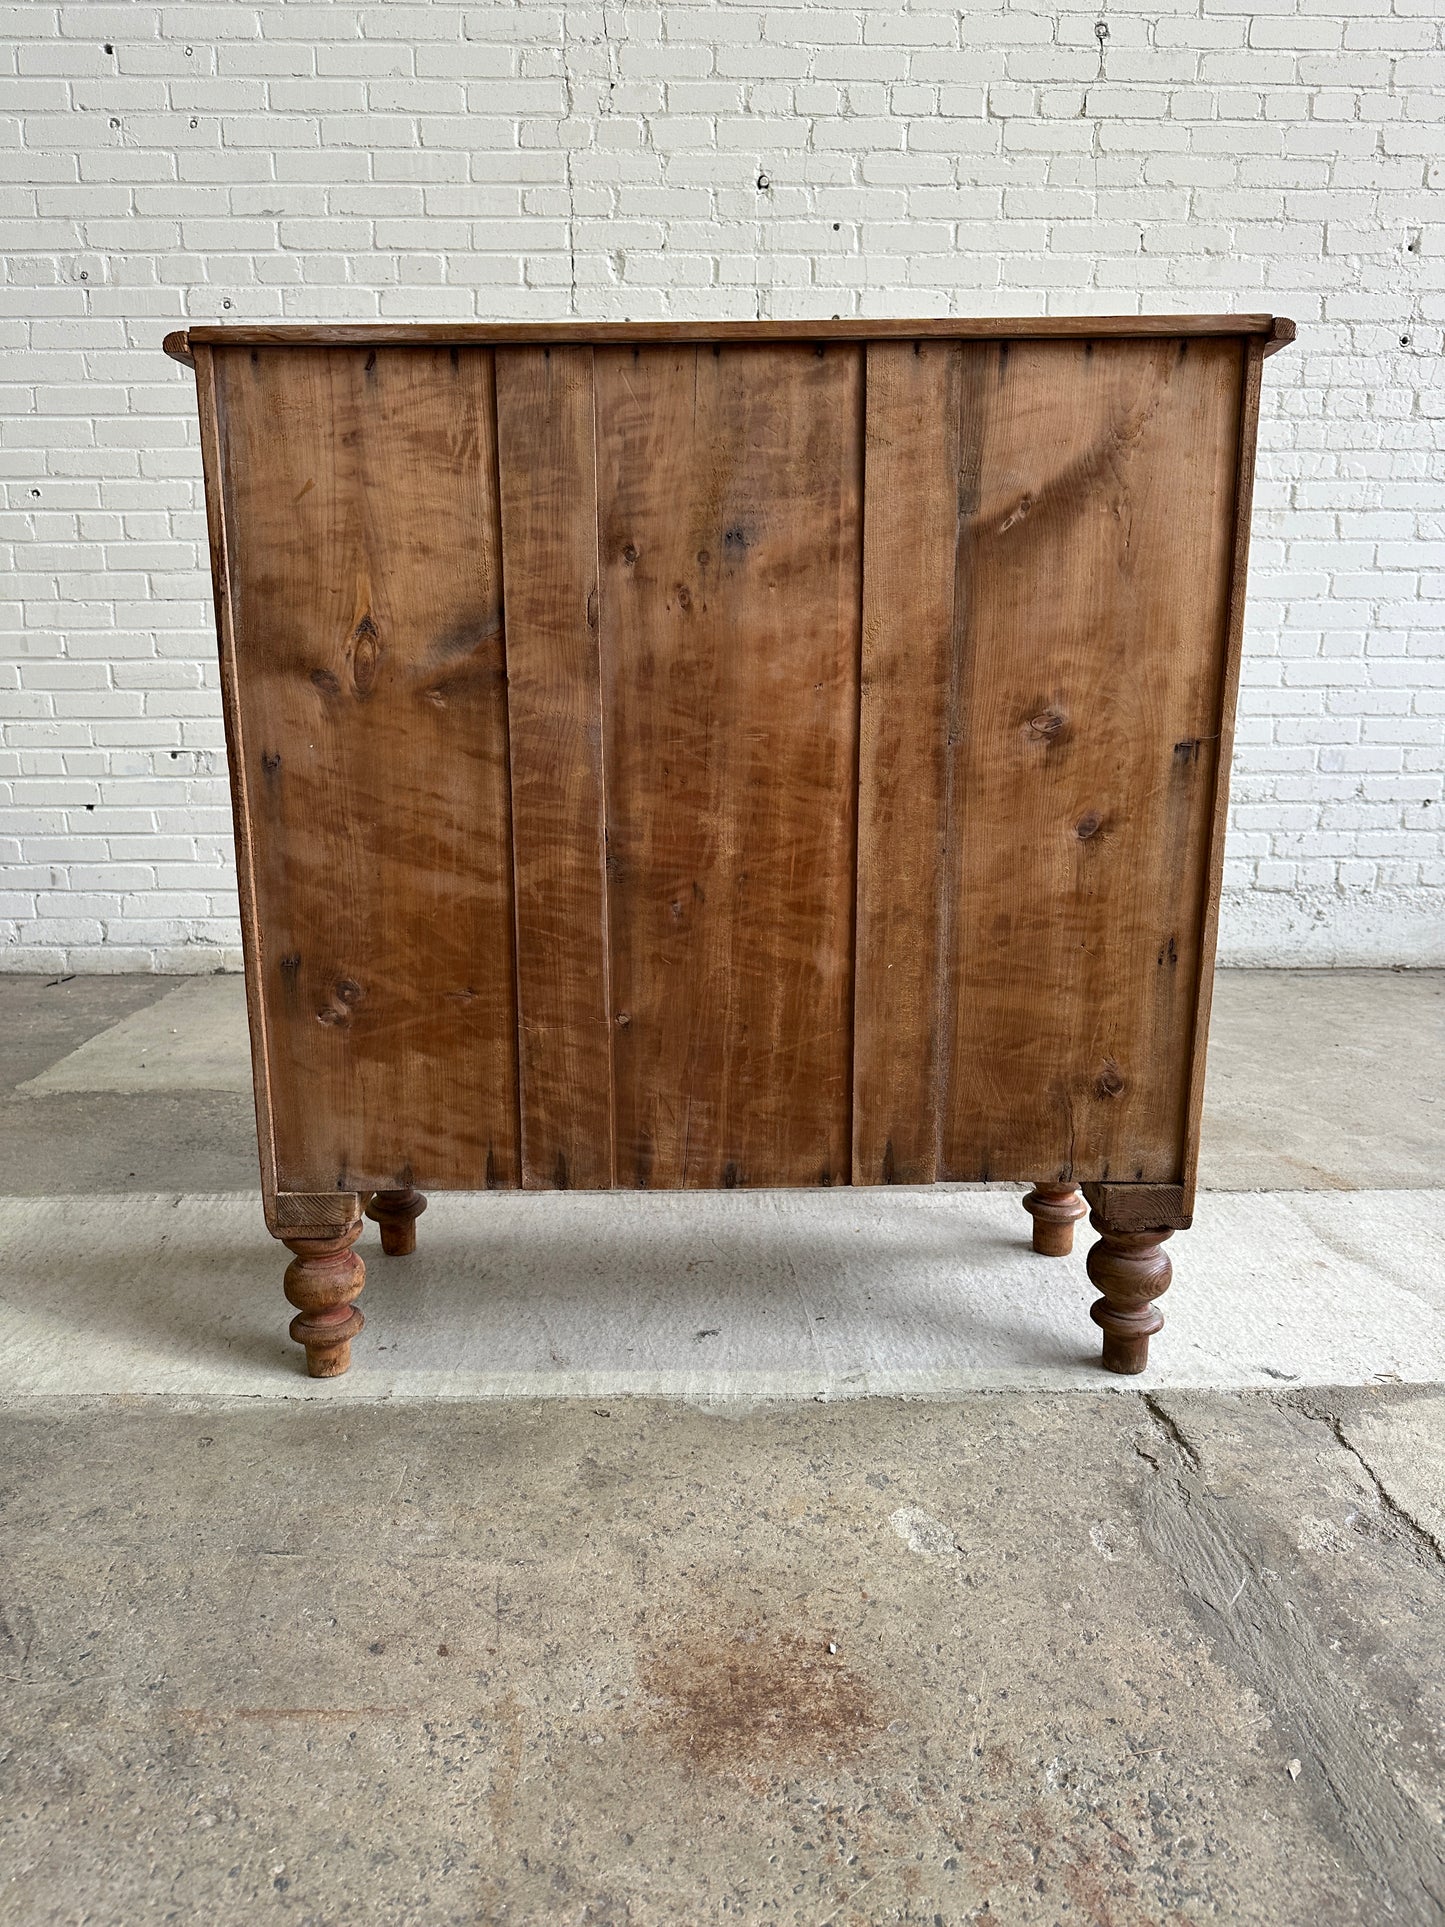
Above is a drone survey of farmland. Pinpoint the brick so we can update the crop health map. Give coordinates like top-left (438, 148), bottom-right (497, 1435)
top-left (0, 5), bottom-right (1436, 968)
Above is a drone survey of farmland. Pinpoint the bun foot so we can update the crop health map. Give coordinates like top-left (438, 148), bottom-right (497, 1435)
top-left (366, 1185), bottom-right (427, 1256)
top-left (282, 1222), bottom-right (365, 1377)
top-left (1023, 1183), bottom-right (1088, 1257)
top-left (1085, 1212), bottom-right (1172, 1374)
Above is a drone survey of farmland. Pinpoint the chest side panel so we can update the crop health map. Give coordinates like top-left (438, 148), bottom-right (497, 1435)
top-left (212, 344), bottom-right (520, 1193)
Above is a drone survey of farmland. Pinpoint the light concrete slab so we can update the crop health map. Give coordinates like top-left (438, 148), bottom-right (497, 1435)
top-left (13, 974), bottom-right (251, 1095)
top-left (1, 1186), bottom-right (1438, 1400)
top-left (1198, 968), bottom-right (1444, 1191)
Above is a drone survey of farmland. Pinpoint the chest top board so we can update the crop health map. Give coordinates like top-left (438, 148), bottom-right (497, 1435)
top-left (165, 313), bottom-right (1294, 1379)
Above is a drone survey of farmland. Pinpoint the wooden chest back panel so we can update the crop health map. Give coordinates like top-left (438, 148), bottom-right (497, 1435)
top-left (204, 332), bottom-right (1254, 1196)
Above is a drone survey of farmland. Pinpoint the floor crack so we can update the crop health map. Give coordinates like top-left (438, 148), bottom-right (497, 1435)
top-left (1142, 1391), bottom-right (1202, 1471)
top-left (1308, 1403), bottom-right (1445, 1572)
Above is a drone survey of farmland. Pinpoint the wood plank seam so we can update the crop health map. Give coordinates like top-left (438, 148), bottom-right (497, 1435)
top-left (488, 348), bottom-right (528, 1183)
top-left (589, 346), bottom-right (620, 1189)
top-left (845, 345), bottom-right (869, 1187)
top-left (935, 345), bottom-right (974, 1185)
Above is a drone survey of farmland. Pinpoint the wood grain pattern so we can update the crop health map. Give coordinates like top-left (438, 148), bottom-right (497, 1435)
top-left (211, 343), bottom-right (519, 1195)
top-left (941, 337), bottom-right (1245, 1185)
top-left (1179, 338), bottom-right (1268, 1213)
top-left (494, 346), bottom-right (614, 1189)
top-left (853, 339), bottom-right (965, 1186)
top-left (594, 344), bottom-right (863, 1188)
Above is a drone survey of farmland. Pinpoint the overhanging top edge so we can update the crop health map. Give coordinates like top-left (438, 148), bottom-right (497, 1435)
top-left (167, 313), bottom-right (1287, 361)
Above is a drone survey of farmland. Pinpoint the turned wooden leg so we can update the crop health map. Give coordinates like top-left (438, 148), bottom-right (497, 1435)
top-left (366, 1185), bottom-right (427, 1257)
top-left (1022, 1183), bottom-right (1088, 1257)
top-left (282, 1221), bottom-right (365, 1378)
top-left (1085, 1210), bottom-right (1172, 1375)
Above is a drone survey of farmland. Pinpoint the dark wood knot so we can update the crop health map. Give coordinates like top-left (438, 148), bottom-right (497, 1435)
top-left (1095, 1060), bottom-right (1125, 1098)
top-left (1075, 810), bottom-right (1104, 840)
top-left (351, 627), bottom-right (380, 696)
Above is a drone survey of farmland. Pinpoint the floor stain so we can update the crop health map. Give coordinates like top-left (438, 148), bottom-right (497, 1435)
top-left (641, 1622), bottom-right (881, 1773)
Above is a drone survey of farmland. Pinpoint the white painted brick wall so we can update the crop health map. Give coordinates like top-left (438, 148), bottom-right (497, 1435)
top-left (2, 0), bottom-right (1442, 971)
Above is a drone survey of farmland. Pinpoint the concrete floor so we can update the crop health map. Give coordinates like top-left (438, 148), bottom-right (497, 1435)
top-left (1, 971), bottom-right (1443, 1924)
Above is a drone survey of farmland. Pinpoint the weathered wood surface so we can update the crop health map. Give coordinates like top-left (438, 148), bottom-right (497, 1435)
top-left (196, 321), bottom-right (1278, 1212)
top-left (852, 340), bottom-right (964, 1187)
top-left (494, 345), bottom-right (614, 1189)
top-left (211, 343), bottom-right (519, 1195)
top-left (942, 336), bottom-right (1244, 1186)
top-left (595, 343), bottom-right (862, 1188)
top-left (851, 337), bottom-right (1246, 1190)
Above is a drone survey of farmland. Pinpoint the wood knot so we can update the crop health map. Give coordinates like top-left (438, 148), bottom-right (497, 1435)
top-left (351, 623), bottom-right (380, 696)
top-left (622, 543), bottom-right (639, 565)
top-left (1095, 1059), bottom-right (1125, 1099)
top-left (1026, 709), bottom-right (1067, 742)
top-left (614, 1010), bottom-right (631, 1029)
top-left (310, 668), bottom-right (342, 697)
top-left (261, 750), bottom-right (281, 775)
top-left (317, 978), bottom-right (364, 1027)
top-left (1075, 810), bottom-right (1104, 840)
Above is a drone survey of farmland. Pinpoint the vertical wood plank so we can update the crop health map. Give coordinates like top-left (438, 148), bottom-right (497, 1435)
top-left (594, 343), bottom-right (863, 1188)
top-left (941, 337), bottom-right (1244, 1184)
top-left (211, 344), bottom-right (519, 1193)
top-left (494, 345), bottom-right (615, 1189)
top-left (853, 340), bottom-right (964, 1185)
